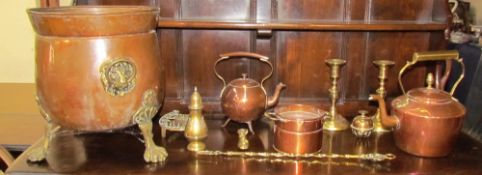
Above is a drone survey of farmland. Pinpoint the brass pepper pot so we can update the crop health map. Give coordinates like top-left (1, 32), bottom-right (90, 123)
top-left (184, 87), bottom-right (208, 151)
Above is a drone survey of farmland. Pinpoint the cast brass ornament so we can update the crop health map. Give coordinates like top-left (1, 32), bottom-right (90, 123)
top-left (237, 128), bottom-right (249, 150)
top-left (27, 96), bottom-right (61, 162)
top-left (133, 89), bottom-right (168, 163)
top-left (196, 150), bottom-right (396, 162)
top-left (100, 59), bottom-right (136, 96)
top-left (159, 110), bottom-right (189, 138)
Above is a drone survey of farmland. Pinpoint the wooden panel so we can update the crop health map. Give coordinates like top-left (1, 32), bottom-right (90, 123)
top-left (180, 0), bottom-right (252, 20)
top-left (345, 0), bottom-right (367, 21)
top-left (276, 0), bottom-right (344, 20)
top-left (181, 30), bottom-right (252, 101)
top-left (432, 0), bottom-right (451, 22)
top-left (343, 32), bottom-right (367, 100)
top-left (364, 32), bottom-right (430, 98)
top-left (369, 0), bottom-right (434, 21)
top-left (158, 0), bottom-right (180, 18)
top-left (159, 30), bottom-right (181, 99)
top-left (276, 31), bottom-right (342, 100)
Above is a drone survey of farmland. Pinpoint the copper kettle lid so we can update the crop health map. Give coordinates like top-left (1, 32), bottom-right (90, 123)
top-left (228, 73), bottom-right (260, 88)
top-left (394, 73), bottom-right (465, 119)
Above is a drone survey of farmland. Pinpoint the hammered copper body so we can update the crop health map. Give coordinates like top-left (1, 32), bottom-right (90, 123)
top-left (267, 104), bottom-right (326, 154)
top-left (395, 89), bottom-right (463, 157)
top-left (221, 78), bottom-right (266, 123)
top-left (370, 50), bottom-right (466, 157)
top-left (215, 52), bottom-right (285, 125)
top-left (28, 6), bottom-right (163, 131)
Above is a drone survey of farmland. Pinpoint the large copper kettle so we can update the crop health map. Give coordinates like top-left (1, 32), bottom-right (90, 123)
top-left (370, 50), bottom-right (466, 157)
top-left (214, 52), bottom-right (285, 133)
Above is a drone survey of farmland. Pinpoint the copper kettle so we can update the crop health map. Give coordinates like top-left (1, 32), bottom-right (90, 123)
top-left (369, 50), bottom-right (466, 157)
top-left (214, 52), bottom-right (285, 133)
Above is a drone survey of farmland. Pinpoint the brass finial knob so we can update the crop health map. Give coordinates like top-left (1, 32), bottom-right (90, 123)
top-left (237, 128), bottom-right (249, 150)
top-left (189, 86), bottom-right (203, 110)
top-left (426, 73), bottom-right (434, 89)
top-left (241, 73), bottom-right (248, 79)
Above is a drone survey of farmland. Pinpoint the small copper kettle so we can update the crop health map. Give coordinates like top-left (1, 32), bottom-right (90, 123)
top-left (214, 52), bottom-right (285, 133)
top-left (370, 50), bottom-right (466, 157)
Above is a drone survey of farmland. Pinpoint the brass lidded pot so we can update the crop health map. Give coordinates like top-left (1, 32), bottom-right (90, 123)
top-left (370, 50), bottom-right (466, 157)
top-left (350, 110), bottom-right (374, 138)
top-left (214, 52), bottom-right (285, 133)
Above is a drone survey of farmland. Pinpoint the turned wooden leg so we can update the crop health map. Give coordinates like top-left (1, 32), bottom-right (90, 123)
top-left (133, 89), bottom-right (167, 163)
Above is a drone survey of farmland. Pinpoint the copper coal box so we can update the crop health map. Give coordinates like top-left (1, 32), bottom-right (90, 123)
top-left (265, 104), bottom-right (327, 154)
top-left (27, 6), bottom-right (167, 163)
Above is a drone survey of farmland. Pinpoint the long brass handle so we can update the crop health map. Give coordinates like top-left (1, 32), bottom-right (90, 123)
top-left (398, 50), bottom-right (464, 95)
top-left (213, 52), bottom-right (274, 95)
top-left (412, 50), bottom-right (459, 62)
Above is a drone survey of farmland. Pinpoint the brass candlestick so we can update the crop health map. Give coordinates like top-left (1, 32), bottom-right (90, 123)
top-left (185, 87), bottom-right (208, 151)
top-left (323, 58), bottom-right (348, 131)
top-left (372, 60), bottom-right (395, 133)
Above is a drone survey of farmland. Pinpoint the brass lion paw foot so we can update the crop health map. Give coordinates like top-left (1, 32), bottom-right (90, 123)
top-left (27, 147), bottom-right (48, 162)
top-left (144, 146), bottom-right (168, 163)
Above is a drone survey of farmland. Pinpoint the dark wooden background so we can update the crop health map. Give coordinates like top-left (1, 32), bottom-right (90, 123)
top-left (71, 0), bottom-right (449, 117)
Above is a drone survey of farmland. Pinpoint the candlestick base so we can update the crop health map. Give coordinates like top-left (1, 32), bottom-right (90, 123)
top-left (323, 114), bottom-right (349, 131)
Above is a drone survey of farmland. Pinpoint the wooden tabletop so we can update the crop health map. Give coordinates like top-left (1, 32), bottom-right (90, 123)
top-left (0, 114), bottom-right (46, 151)
top-left (6, 118), bottom-right (482, 174)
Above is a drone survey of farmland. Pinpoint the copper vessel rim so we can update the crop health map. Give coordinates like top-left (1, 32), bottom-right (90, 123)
top-left (28, 6), bottom-right (159, 15)
top-left (275, 112), bottom-right (323, 122)
top-left (34, 30), bottom-right (157, 39)
top-left (227, 79), bottom-right (261, 88)
top-left (406, 88), bottom-right (453, 104)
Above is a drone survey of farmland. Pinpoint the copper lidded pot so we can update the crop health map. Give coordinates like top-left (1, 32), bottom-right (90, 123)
top-left (370, 50), bottom-right (466, 157)
top-left (265, 104), bottom-right (327, 154)
top-left (28, 6), bottom-right (163, 131)
top-left (215, 52), bottom-right (285, 133)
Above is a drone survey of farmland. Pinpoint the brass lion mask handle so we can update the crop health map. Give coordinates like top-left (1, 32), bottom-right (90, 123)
top-left (398, 50), bottom-right (464, 96)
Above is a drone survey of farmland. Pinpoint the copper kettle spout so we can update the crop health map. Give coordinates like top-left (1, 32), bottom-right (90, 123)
top-left (267, 83), bottom-right (286, 108)
top-left (368, 94), bottom-right (398, 128)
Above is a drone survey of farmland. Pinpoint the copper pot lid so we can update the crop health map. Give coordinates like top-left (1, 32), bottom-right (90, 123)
top-left (228, 74), bottom-right (260, 88)
top-left (393, 87), bottom-right (465, 119)
top-left (274, 104), bottom-right (325, 122)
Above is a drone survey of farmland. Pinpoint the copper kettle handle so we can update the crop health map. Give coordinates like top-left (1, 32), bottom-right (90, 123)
top-left (214, 52), bottom-right (274, 90)
top-left (398, 50), bottom-right (464, 96)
